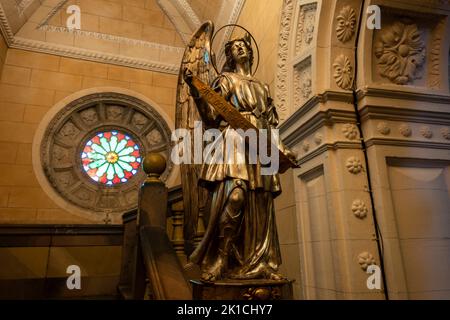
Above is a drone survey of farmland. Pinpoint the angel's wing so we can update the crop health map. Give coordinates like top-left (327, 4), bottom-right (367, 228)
top-left (175, 21), bottom-right (217, 256)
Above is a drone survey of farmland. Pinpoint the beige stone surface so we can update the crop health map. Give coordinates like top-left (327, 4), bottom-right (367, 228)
top-left (234, 0), bottom-right (283, 89)
top-left (0, 122), bottom-right (38, 144)
top-left (30, 70), bottom-right (83, 92)
top-left (0, 247), bottom-right (49, 279)
top-left (0, 186), bottom-right (9, 207)
top-left (0, 102), bottom-right (25, 122)
top-left (81, 76), bottom-right (131, 89)
top-left (36, 208), bottom-right (94, 224)
top-left (107, 65), bottom-right (153, 84)
top-left (1, 65), bottom-right (32, 86)
top-left (130, 83), bottom-right (175, 105)
top-left (0, 142), bottom-right (18, 165)
top-left (0, 208), bottom-right (37, 223)
top-left (0, 164), bottom-right (39, 186)
top-left (0, 84), bottom-right (55, 107)
top-left (15, 144), bottom-right (33, 165)
top-left (6, 49), bottom-right (60, 72)
top-left (8, 187), bottom-right (59, 209)
top-left (23, 106), bottom-right (51, 124)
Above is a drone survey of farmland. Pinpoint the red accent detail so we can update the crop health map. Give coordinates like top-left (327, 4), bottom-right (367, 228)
top-left (126, 140), bottom-right (135, 147)
top-left (117, 133), bottom-right (125, 141)
top-left (131, 150), bottom-right (140, 157)
top-left (104, 132), bottom-right (112, 139)
top-left (113, 176), bottom-right (121, 184)
top-left (83, 146), bottom-right (92, 153)
top-left (124, 171), bottom-right (133, 179)
top-left (99, 175), bottom-right (107, 184)
top-left (91, 136), bottom-right (100, 144)
top-left (131, 162), bottom-right (140, 169)
top-left (88, 168), bottom-right (97, 177)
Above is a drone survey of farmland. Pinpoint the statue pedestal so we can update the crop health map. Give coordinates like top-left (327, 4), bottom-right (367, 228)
top-left (191, 279), bottom-right (294, 300)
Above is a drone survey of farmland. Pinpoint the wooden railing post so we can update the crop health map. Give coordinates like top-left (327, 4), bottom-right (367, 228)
top-left (136, 153), bottom-right (191, 300)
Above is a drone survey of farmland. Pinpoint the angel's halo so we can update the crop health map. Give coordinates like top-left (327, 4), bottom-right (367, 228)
top-left (211, 24), bottom-right (260, 76)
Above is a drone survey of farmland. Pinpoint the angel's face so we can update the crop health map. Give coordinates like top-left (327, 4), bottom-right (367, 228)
top-left (230, 40), bottom-right (250, 64)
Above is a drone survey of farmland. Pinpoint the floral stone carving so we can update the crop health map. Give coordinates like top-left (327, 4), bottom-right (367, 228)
top-left (358, 252), bottom-right (376, 271)
top-left (377, 122), bottom-right (391, 135)
top-left (399, 124), bottom-right (412, 137)
top-left (314, 133), bottom-right (323, 145)
top-left (420, 126), bottom-right (433, 139)
top-left (342, 123), bottom-right (358, 140)
top-left (302, 141), bottom-right (310, 152)
top-left (441, 128), bottom-right (450, 140)
top-left (346, 157), bottom-right (363, 174)
top-left (374, 22), bottom-right (426, 85)
top-left (352, 200), bottom-right (368, 219)
top-left (333, 54), bottom-right (353, 90)
top-left (336, 6), bottom-right (357, 43)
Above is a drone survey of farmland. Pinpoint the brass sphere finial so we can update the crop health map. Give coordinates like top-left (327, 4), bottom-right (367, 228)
top-left (142, 153), bottom-right (166, 182)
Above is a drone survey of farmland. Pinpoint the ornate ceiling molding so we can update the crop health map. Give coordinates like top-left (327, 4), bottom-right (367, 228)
top-left (0, 3), bottom-right (14, 44)
top-left (172, 0), bottom-right (201, 30)
top-left (38, 25), bottom-right (184, 54)
top-left (12, 36), bottom-right (180, 74)
top-left (0, 0), bottom-right (246, 74)
top-left (37, 0), bottom-right (68, 28)
top-left (0, 1), bottom-right (182, 74)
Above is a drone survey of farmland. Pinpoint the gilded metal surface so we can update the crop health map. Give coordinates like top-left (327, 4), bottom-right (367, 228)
top-left (191, 76), bottom-right (299, 174)
top-left (176, 21), bottom-right (298, 282)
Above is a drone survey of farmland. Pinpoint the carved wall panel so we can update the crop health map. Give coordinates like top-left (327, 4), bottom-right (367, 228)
top-left (387, 159), bottom-right (450, 299)
top-left (39, 92), bottom-right (173, 216)
top-left (293, 56), bottom-right (313, 108)
top-left (294, 2), bottom-right (318, 55)
top-left (275, 0), bottom-right (319, 121)
top-left (298, 166), bottom-right (338, 299)
top-left (275, 0), bottom-right (295, 121)
top-left (372, 8), bottom-right (447, 89)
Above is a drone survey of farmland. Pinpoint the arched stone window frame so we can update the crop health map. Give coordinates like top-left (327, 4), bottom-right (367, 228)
top-left (32, 87), bottom-right (178, 223)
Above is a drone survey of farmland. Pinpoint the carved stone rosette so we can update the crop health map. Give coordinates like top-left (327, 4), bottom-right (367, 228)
top-left (336, 5), bottom-right (357, 43)
top-left (40, 92), bottom-right (173, 215)
top-left (374, 21), bottom-right (426, 85)
top-left (333, 54), bottom-right (354, 90)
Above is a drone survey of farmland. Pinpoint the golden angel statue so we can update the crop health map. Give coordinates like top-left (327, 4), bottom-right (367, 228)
top-left (175, 21), bottom-right (298, 282)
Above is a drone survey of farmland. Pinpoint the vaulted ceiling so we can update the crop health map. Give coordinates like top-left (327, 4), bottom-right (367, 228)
top-left (0, 0), bottom-right (245, 74)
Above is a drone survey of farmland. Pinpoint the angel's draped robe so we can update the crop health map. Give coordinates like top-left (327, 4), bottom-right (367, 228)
top-left (190, 72), bottom-right (283, 278)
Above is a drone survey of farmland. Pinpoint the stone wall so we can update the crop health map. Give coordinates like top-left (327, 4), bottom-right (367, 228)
top-left (0, 31), bottom-right (6, 76)
top-left (0, 48), bottom-right (178, 224)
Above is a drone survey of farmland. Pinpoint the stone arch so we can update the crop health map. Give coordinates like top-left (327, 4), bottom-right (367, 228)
top-left (32, 87), bottom-right (178, 223)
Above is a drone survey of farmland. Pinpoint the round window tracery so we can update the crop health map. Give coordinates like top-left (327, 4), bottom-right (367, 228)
top-left (38, 92), bottom-right (173, 216)
top-left (82, 131), bottom-right (142, 185)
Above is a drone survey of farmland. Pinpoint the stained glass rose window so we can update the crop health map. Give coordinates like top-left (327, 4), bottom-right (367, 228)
top-left (81, 131), bottom-right (142, 185)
